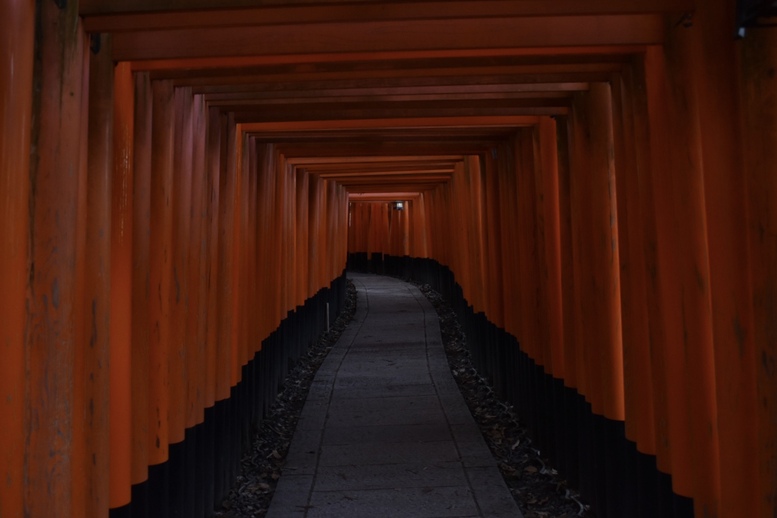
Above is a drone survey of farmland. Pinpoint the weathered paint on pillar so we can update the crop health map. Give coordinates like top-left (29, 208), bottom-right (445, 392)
top-left (740, 25), bottom-right (777, 518)
top-left (228, 120), bottom-right (242, 386)
top-left (148, 79), bottom-right (175, 465)
top-left (515, 130), bottom-right (543, 366)
top-left (568, 84), bottom-right (624, 421)
top-left (694, 3), bottom-right (758, 517)
top-left (204, 106), bottom-right (222, 409)
top-left (611, 60), bottom-right (657, 455)
top-left (131, 70), bottom-right (153, 486)
top-left (0, 0), bottom-right (34, 515)
top-left (555, 118), bottom-right (579, 391)
top-left (27, 1), bottom-right (89, 515)
top-left (111, 60), bottom-right (134, 508)
top-left (169, 86), bottom-right (193, 445)
top-left (536, 117), bottom-right (565, 379)
top-left (186, 94), bottom-right (208, 428)
top-left (79, 32), bottom-right (114, 517)
top-left (645, 37), bottom-right (718, 507)
top-left (216, 111), bottom-right (236, 401)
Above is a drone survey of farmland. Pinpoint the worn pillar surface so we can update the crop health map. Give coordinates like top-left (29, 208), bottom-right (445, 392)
top-left (740, 25), bottom-right (777, 518)
top-left (131, 71), bottom-right (153, 495)
top-left (645, 31), bottom-right (719, 513)
top-left (111, 60), bottom-right (135, 510)
top-left (27, 2), bottom-right (89, 516)
top-left (79, 33), bottom-right (114, 517)
top-left (0, 0), bottom-right (34, 515)
top-left (148, 79), bottom-right (175, 469)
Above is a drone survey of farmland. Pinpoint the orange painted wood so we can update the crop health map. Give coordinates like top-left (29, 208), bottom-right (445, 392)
top-left (645, 42), bottom-right (716, 505)
top-left (216, 112), bottom-right (237, 397)
top-left (186, 94), bottom-right (208, 427)
top-left (110, 15), bottom-right (664, 62)
top-left (554, 119), bottom-right (579, 391)
top-left (309, 174), bottom-right (325, 296)
top-left (536, 117), bottom-right (565, 379)
top-left (255, 142), bottom-right (277, 343)
top-left (515, 129), bottom-right (543, 366)
top-left (82, 0), bottom-right (692, 30)
top-left (496, 142), bottom-right (521, 342)
top-left (0, 0), bottom-right (34, 514)
top-left (693, 4), bottom-right (759, 517)
top-left (204, 106), bottom-right (223, 408)
top-left (148, 79), bottom-right (175, 465)
top-left (530, 126), bottom-right (554, 371)
top-left (482, 151), bottom-right (504, 329)
top-left (26, 3), bottom-right (89, 514)
top-left (610, 61), bottom-right (657, 455)
top-left (296, 168), bottom-right (311, 301)
top-left (466, 155), bottom-right (488, 314)
top-left (72, 44), bottom-right (90, 518)
top-left (169, 86), bottom-right (194, 444)
top-left (567, 85), bottom-right (624, 421)
top-left (84, 33), bottom-right (114, 515)
top-left (739, 25), bottom-right (777, 518)
top-left (247, 139), bottom-right (260, 352)
top-left (228, 127), bottom-right (248, 374)
top-left (111, 60), bottom-right (135, 507)
top-left (131, 71), bottom-right (153, 485)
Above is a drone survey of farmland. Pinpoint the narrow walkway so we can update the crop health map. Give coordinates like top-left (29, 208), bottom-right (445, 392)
top-left (267, 273), bottom-right (523, 518)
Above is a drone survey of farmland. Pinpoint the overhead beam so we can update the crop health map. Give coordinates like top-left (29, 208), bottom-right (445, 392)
top-left (240, 116), bottom-right (540, 133)
top-left (82, 0), bottom-right (693, 27)
top-left (110, 15), bottom-right (665, 62)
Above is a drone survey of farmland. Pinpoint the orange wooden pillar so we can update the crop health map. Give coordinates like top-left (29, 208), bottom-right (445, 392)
top-left (205, 105), bottom-right (222, 415)
top-left (553, 116), bottom-right (585, 489)
top-left (325, 180), bottom-right (339, 281)
top-left (81, 33), bottom-right (114, 517)
top-left (131, 71), bottom-right (153, 509)
top-left (739, 25), bottom-right (777, 518)
top-left (409, 195), bottom-right (429, 259)
top-left (308, 174), bottom-right (324, 297)
top-left (26, 2), bottom-right (89, 516)
top-left (216, 111), bottom-right (237, 399)
top-left (111, 60), bottom-right (135, 512)
top-left (645, 37), bottom-right (719, 515)
top-left (170, 85), bottom-right (193, 455)
top-left (0, 0), bottom-right (34, 516)
top-left (168, 85), bottom-right (193, 515)
top-left (514, 129), bottom-right (542, 368)
top-left (554, 119), bottom-right (579, 397)
top-left (296, 168), bottom-right (311, 303)
top-left (482, 150), bottom-right (505, 333)
top-left (246, 139), bottom-right (260, 356)
top-left (184, 95), bottom-right (208, 498)
top-left (497, 143), bottom-right (521, 343)
top-left (255, 143), bottom-right (277, 343)
top-left (569, 83), bottom-right (624, 424)
top-left (214, 112), bottom-right (237, 502)
top-left (202, 105), bottom-right (223, 513)
top-left (148, 79), bottom-right (175, 501)
top-left (609, 60), bottom-right (658, 460)
top-left (536, 117), bottom-right (565, 381)
top-left (567, 83), bottom-right (625, 515)
top-left (234, 130), bottom-right (248, 377)
top-left (694, 4), bottom-right (757, 518)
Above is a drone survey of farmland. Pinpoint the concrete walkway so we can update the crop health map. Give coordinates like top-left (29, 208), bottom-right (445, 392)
top-left (267, 273), bottom-right (523, 518)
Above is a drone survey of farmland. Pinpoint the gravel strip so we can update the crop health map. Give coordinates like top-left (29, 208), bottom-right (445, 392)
top-left (216, 281), bottom-right (358, 517)
top-left (418, 283), bottom-right (593, 518)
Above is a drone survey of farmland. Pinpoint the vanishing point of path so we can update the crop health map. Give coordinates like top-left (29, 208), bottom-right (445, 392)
top-left (267, 273), bottom-right (523, 518)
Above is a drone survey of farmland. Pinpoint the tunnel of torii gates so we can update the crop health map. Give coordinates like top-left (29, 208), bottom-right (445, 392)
top-left (2, 0), bottom-right (777, 517)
